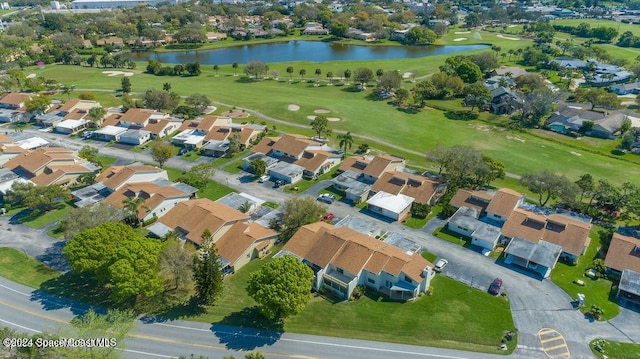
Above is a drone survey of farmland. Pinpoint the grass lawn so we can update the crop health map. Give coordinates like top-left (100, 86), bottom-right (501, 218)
top-left (284, 166), bottom-right (341, 193)
top-left (21, 202), bottom-right (72, 229)
top-left (433, 226), bottom-right (471, 248)
top-left (403, 215), bottom-right (428, 229)
top-left (421, 251), bottom-right (438, 263)
top-left (215, 150), bottom-right (248, 167)
top-left (590, 339), bottom-right (640, 359)
top-left (0, 248), bottom-right (61, 288)
top-left (97, 155), bottom-right (117, 168)
top-left (29, 64), bottom-right (640, 187)
top-left (551, 226), bottom-right (620, 320)
top-left (165, 166), bottom-right (236, 200)
top-left (262, 201), bottom-right (279, 209)
top-left (180, 151), bottom-right (201, 162)
top-left (318, 186), bottom-right (344, 201)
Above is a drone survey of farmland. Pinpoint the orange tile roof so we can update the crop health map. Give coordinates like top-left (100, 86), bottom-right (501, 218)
top-left (371, 171), bottom-right (440, 204)
top-left (3, 148), bottom-right (76, 175)
top-left (338, 156), bottom-right (371, 173)
top-left (216, 222), bottom-right (277, 265)
top-left (0, 93), bottom-right (31, 106)
top-left (103, 182), bottom-right (191, 219)
top-left (239, 127), bottom-right (260, 145)
top-left (96, 165), bottom-right (164, 191)
top-left (251, 136), bottom-right (280, 155)
top-left (142, 119), bottom-right (175, 135)
top-left (57, 99), bottom-right (81, 113)
top-left (101, 114), bottom-right (121, 127)
top-left (502, 208), bottom-right (591, 256)
top-left (486, 188), bottom-right (523, 218)
top-left (0, 134), bottom-right (13, 144)
top-left (1, 145), bottom-right (25, 154)
top-left (284, 223), bottom-right (432, 283)
top-left (119, 108), bottom-right (156, 124)
top-left (271, 134), bottom-right (315, 158)
top-left (362, 155), bottom-right (404, 178)
top-left (204, 126), bottom-right (233, 142)
top-left (605, 233), bottom-right (640, 273)
top-left (159, 199), bottom-right (249, 245)
top-left (294, 151), bottom-right (334, 172)
top-left (31, 165), bottom-right (92, 186)
top-left (449, 189), bottom-right (491, 213)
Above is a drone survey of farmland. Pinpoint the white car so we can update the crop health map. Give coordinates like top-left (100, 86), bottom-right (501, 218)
top-left (434, 258), bottom-right (448, 273)
top-left (258, 175), bottom-right (270, 183)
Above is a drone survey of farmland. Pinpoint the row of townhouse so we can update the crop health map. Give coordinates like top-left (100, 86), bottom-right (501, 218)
top-left (447, 188), bottom-right (592, 278)
top-left (604, 229), bottom-right (640, 306)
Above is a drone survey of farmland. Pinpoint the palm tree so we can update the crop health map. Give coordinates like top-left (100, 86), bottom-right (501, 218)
top-left (162, 82), bottom-right (171, 92)
top-left (326, 71), bottom-right (333, 85)
top-left (213, 64), bottom-right (219, 76)
top-left (122, 197), bottom-right (147, 226)
top-left (88, 106), bottom-right (106, 128)
top-left (61, 84), bottom-right (74, 100)
top-left (507, 49), bottom-right (514, 61)
top-left (337, 131), bottom-right (353, 157)
top-left (286, 66), bottom-right (294, 81)
top-left (376, 68), bottom-right (384, 81)
top-left (299, 69), bottom-right (306, 81)
top-left (314, 68), bottom-right (321, 82)
top-left (344, 69), bottom-right (351, 84)
top-left (232, 62), bottom-right (238, 76)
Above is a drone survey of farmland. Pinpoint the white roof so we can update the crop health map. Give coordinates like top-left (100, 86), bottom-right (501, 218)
top-left (56, 119), bottom-right (87, 129)
top-left (0, 178), bottom-right (32, 194)
top-left (367, 191), bottom-right (414, 214)
top-left (184, 135), bottom-right (205, 145)
top-left (95, 125), bottom-right (128, 136)
top-left (16, 137), bottom-right (49, 150)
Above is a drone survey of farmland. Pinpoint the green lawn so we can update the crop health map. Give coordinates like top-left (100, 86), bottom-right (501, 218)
top-left (97, 155), bottom-right (117, 168)
top-left (29, 64), bottom-right (640, 187)
top-left (21, 202), bottom-right (72, 229)
top-left (165, 166), bottom-right (237, 200)
top-left (590, 339), bottom-right (640, 359)
top-left (551, 226), bottom-right (620, 320)
top-left (421, 251), bottom-right (438, 263)
top-left (180, 150), bottom-right (201, 162)
top-left (433, 226), bottom-right (471, 247)
top-left (283, 166), bottom-right (341, 193)
top-left (404, 215), bottom-right (429, 229)
top-left (0, 248), bottom-right (61, 288)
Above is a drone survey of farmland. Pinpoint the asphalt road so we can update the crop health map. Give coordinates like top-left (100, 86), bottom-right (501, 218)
top-left (0, 277), bottom-right (528, 359)
top-left (7, 127), bottom-right (640, 359)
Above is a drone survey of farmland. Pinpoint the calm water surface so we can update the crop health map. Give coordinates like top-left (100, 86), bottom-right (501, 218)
top-left (132, 41), bottom-right (489, 65)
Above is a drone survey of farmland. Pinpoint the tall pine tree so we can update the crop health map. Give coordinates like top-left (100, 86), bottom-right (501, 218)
top-left (193, 229), bottom-right (224, 305)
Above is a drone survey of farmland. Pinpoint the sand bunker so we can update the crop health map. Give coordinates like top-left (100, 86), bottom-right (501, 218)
top-left (314, 109), bottom-right (330, 114)
top-left (288, 104), bottom-right (300, 111)
top-left (102, 71), bottom-right (134, 77)
top-left (453, 38), bottom-right (467, 42)
top-left (402, 72), bottom-right (414, 79)
top-left (454, 31), bottom-right (470, 34)
top-left (26, 73), bottom-right (37, 79)
top-left (307, 115), bottom-right (317, 120)
top-left (570, 151), bottom-right (583, 157)
top-left (327, 117), bottom-right (340, 122)
top-left (496, 35), bottom-right (520, 41)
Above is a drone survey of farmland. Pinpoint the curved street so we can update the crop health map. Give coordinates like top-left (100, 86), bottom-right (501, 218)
top-left (0, 128), bottom-right (638, 358)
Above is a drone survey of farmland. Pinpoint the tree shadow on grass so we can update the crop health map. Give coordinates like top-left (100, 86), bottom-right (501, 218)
top-left (444, 110), bottom-right (479, 121)
top-left (139, 297), bottom-right (208, 323)
top-left (234, 76), bottom-right (254, 84)
top-left (34, 273), bottom-right (111, 315)
top-left (395, 106), bottom-right (421, 114)
top-left (340, 86), bottom-right (361, 93)
top-left (212, 307), bottom-right (283, 350)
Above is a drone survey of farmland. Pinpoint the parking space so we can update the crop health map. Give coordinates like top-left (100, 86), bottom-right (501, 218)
top-left (538, 328), bottom-right (570, 359)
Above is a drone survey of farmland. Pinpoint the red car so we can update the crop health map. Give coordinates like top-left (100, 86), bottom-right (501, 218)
top-left (322, 213), bottom-right (335, 222)
top-left (489, 278), bottom-right (503, 295)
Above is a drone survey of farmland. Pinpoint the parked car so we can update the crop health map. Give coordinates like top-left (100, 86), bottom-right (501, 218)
top-left (273, 179), bottom-right (285, 188)
top-left (178, 148), bottom-right (188, 155)
top-left (488, 278), bottom-right (503, 295)
top-left (321, 213), bottom-right (335, 222)
top-left (434, 258), bottom-right (448, 273)
top-left (258, 175), bottom-right (270, 183)
top-left (317, 193), bottom-right (333, 204)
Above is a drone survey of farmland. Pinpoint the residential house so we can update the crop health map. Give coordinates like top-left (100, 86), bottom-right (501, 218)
top-left (281, 222), bottom-right (435, 301)
top-left (485, 87), bottom-right (523, 115)
top-left (370, 171), bottom-right (445, 206)
top-left (35, 99), bottom-right (100, 128)
top-left (93, 125), bottom-right (128, 142)
top-left (148, 198), bottom-right (277, 273)
top-left (2, 147), bottom-right (97, 187)
top-left (55, 119), bottom-right (89, 134)
top-left (605, 231), bottom-right (640, 275)
top-left (617, 269), bottom-right (640, 305)
top-left (95, 36), bottom-right (123, 47)
top-left (119, 129), bottom-right (151, 145)
top-left (172, 129), bottom-right (206, 150)
top-left (302, 22), bottom-right (328, 35)
top-left (241, 153), bottom-right (278, 173)
top-left (550, 57), bottom-right (587, 70)
top-left (485, 188), bottom-right (525, 224)
top-left (95, 165), bottom-right (168, 192)
top-left (331, 170), bottom-right (371, 204)
top-left (339, 155), bottom-right (405, 184)
top-left (268, 161), bottom-right (304, 184)
top-left (346, 28), bottom-right (376, 42)
top-left (206, 32), bottom-right (228, 42)
top-left (201, 124), bottom-right (265, 157)
top-left (546, 105), bottom-right (627, 139)
top-left (102, 108), bottom-right (180, 138)
top-left (503, 237), bottom-right (563, 278)
top-left (367, 191), bottom-right (414, 222)
top-left (0, 92), bottom-right (31, 123)
top-left (295, 150), bottom-right (342, 179)
top-left (0, 168), bottom-right (31, 203)
top-left (610, 82), bottom-right (640, 95)
top-left (447, 206), bottom-right (502, 252)
top-left (501, 207), bottom-right (592, 266)
top-left (102, 182), bottom-right (194, 223)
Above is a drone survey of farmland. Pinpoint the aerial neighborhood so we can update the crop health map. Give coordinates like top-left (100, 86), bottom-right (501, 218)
top-left (2, 0), bottom-right (640, 358)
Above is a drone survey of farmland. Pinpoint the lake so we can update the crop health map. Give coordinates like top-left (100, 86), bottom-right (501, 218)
top-left (132, 41), bottom-right (489, 65)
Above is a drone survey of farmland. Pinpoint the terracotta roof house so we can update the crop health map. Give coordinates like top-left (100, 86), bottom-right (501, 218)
top-left (105, 108), bottom-right (178, 136)
top-left (142, 119), bottom-right (181, 138)
top-left (448, 189), bottom-right (493, 214)
top-left (501, 208), bottom-right (592, 264)
top-left (294, 150), bottom-right (342, 179)
top-left (485, 188), bottom-right (525, 224)
top-left (370, 171), bottom-right (444, 206)
top-left (605, 232), bottom-right (640, 274)
top-left (447, 206), bottom-right (502, 252)
top-left (148, 198), bottom-right (275, 273)
top-left (102, 182), bottom-right (194, 223)
top-left (2, 147), bottom-right (96, 187)
top-left (281, 223), bottom-right (435, 301)
top-left (95, 165), bottom-right (168, 192)
top-left (360, 155), bottom-right (406, 183)
top-left (178, 116), bottom-right (232, 133)
top-left (0, 93), bottom-right (31, 110)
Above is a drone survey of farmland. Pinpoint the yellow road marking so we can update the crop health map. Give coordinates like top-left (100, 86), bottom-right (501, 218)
top-left (545, 343), bottom-right (569, 351)
top-left (540, 336), bottom-right (563, 344)
top-left (537, 328), bottom-right (570, 359)
top-left (0, 299), bottom-right (321, 359)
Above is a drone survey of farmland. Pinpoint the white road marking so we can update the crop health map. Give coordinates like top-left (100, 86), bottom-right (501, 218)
top-left (0, 318), bottom-right (41, 333)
